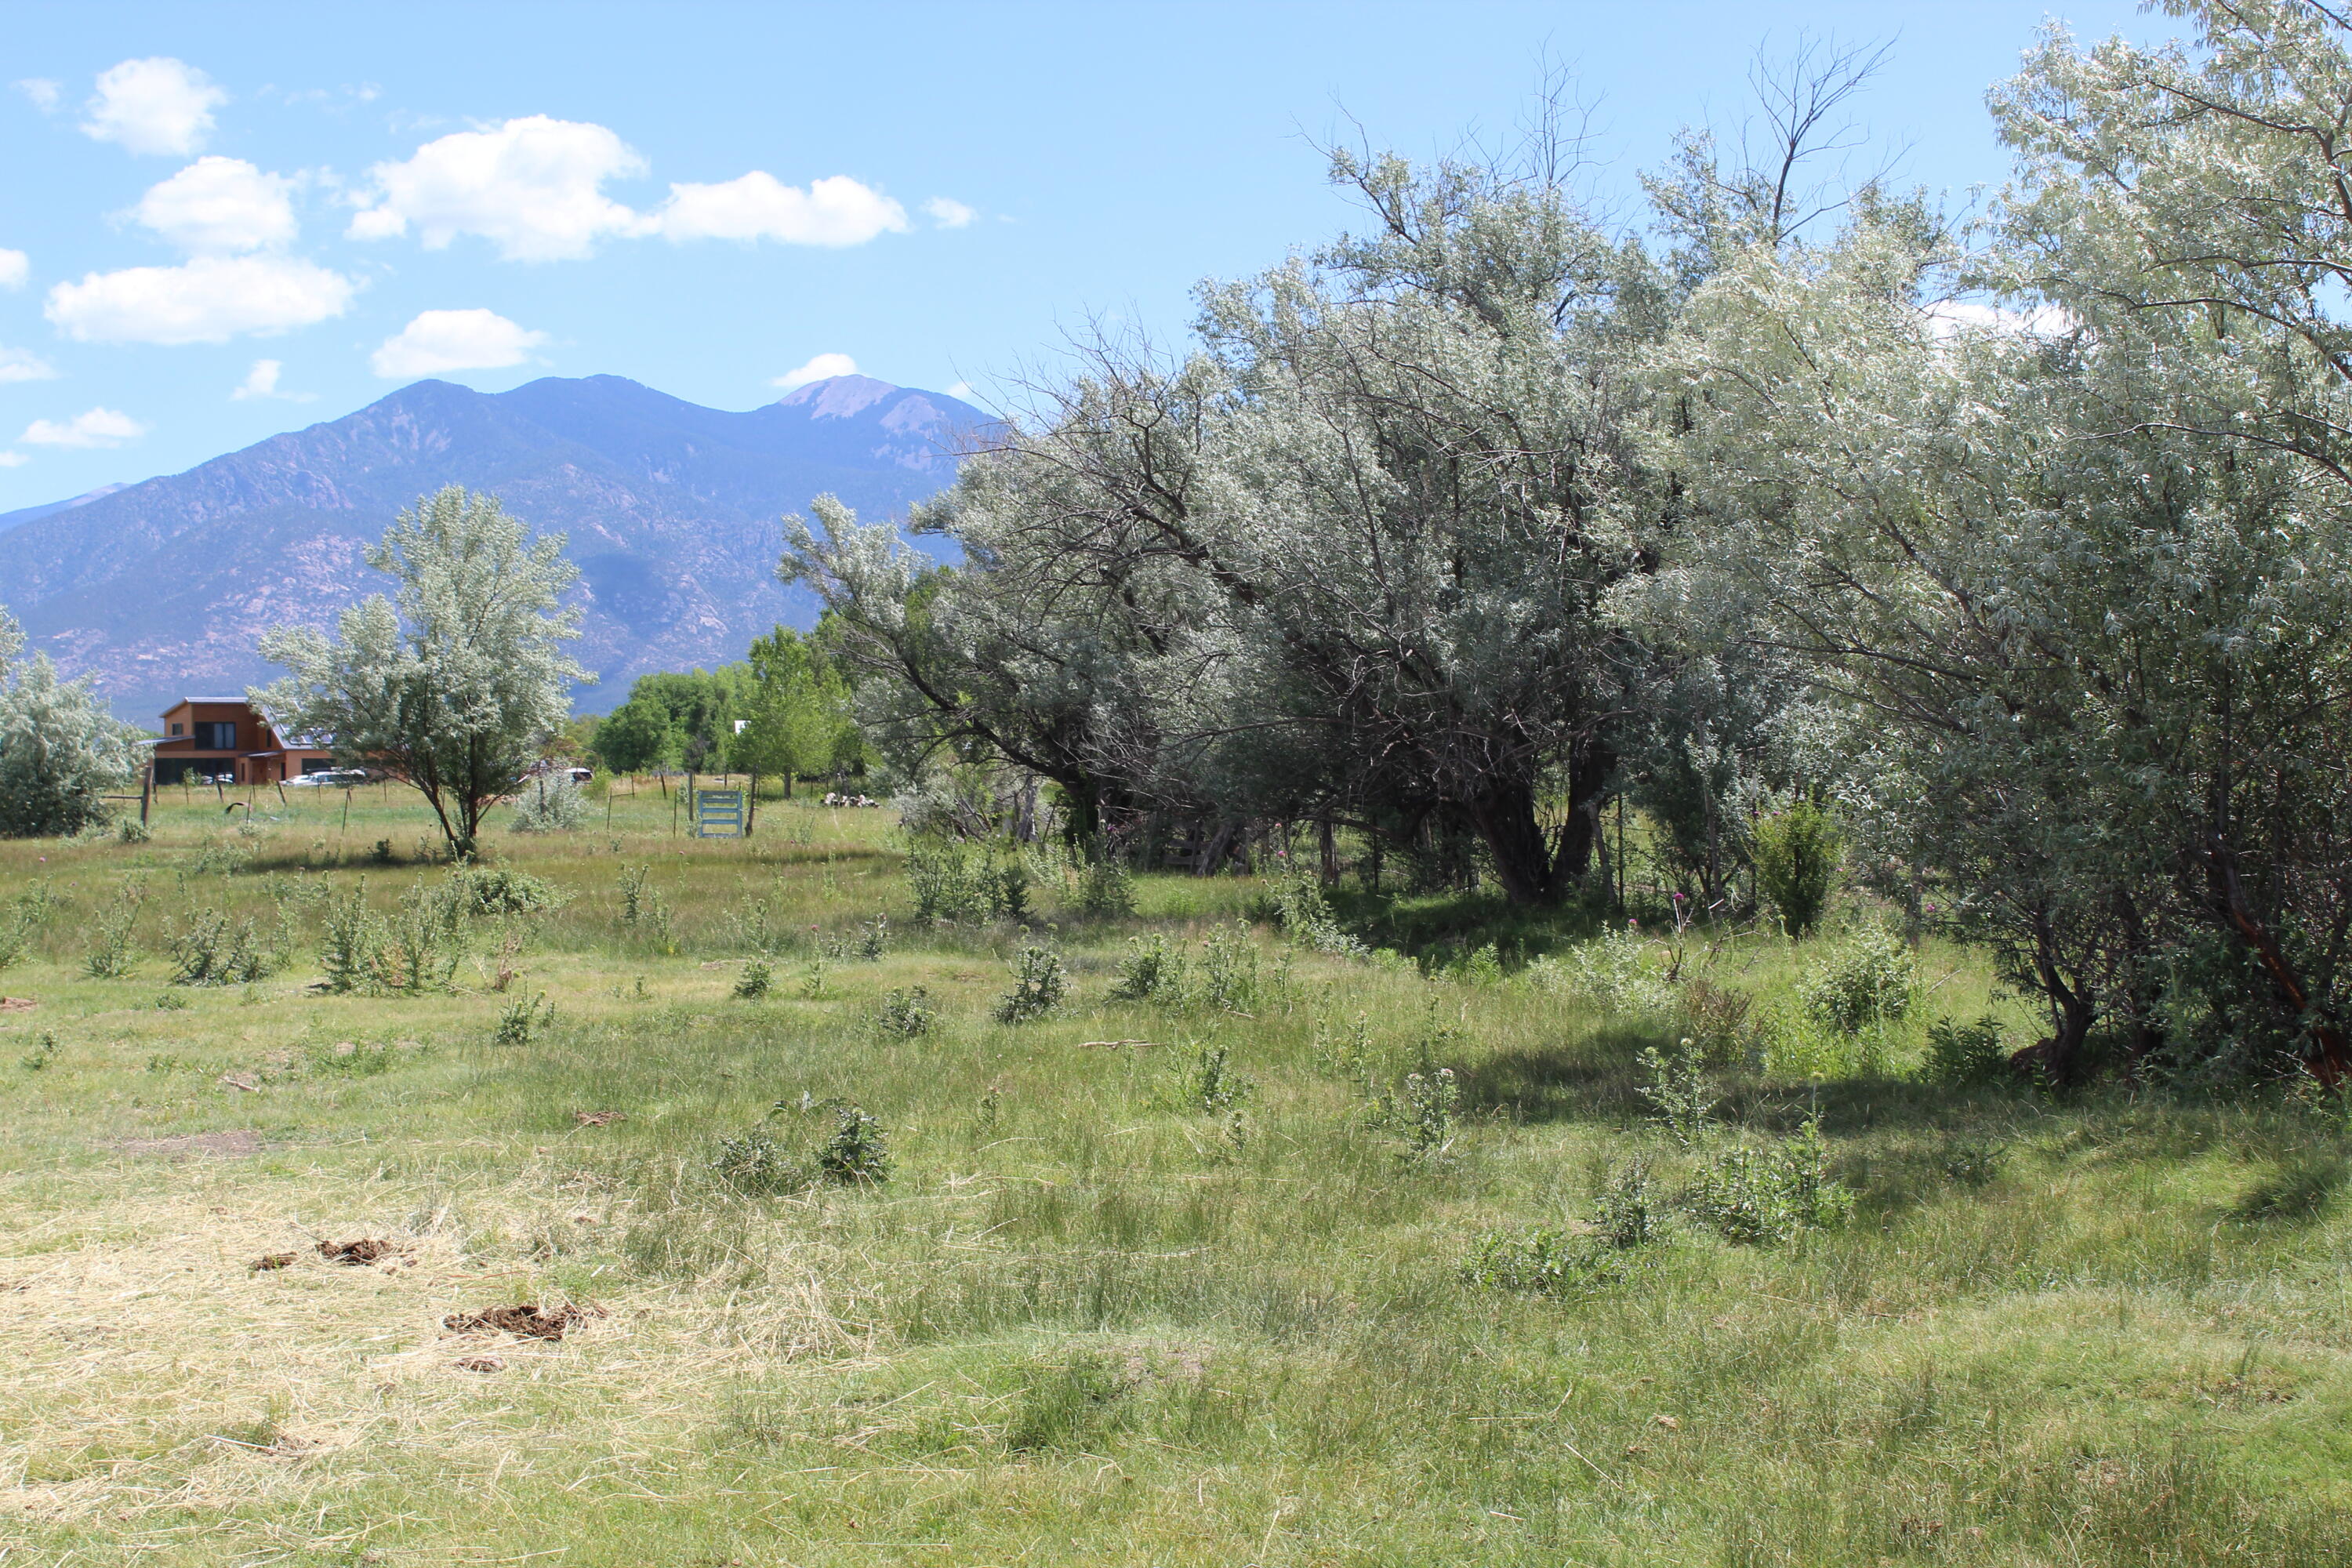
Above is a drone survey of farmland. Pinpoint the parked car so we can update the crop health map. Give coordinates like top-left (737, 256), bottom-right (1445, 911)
top-left (289, 768), bottom-right (369, 788)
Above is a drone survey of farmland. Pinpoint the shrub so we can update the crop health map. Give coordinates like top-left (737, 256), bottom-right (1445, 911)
top-left (115, 816), bottom-right (151, 844)
top-left (1461, 1227), bottom-right (1628, 1295)
top-left (1073, 853), bottom-right (1136, 918)
top-left (1637, 1036), bottom-right (1719, 1149)
top-left (1591, 1159), bottom-right (1670, 1249)
top-left (1271, 866), bottom-right (1367, 957)
top-left (994, 945), bottom-right (1067, 1023)
top-left (0, 619), bottom-right (140, 839)
top-left (710, 1125), bottom-right (808, 1196)
top-left (907, 840), bottom-right (1029, 924)
top-left (1753, 802), bottom-right (1842, 935)
top-left (1369, 1066), bottom-right (1462, 1165)
top-left (491, 993), bottom-right (555, 1047)
top-left (1464, 1161), bottom-right (1665, 1295)
top-left (877, 986), bottom-right (937, 1037)
top-left (1178, 1043), bottom-right (1254, 1114)
top-left (615, 865), bottom-right (677, 952)
top-left (812, 1105), bottom-right (891, 1185)
top-left (440, 866), bottom-right (566, 918)
top-left (1681, 978), bottom-right (1760, 1065)
top-left (714, 1102), bottom-right (893, 1193)
top-left (1197, 920), bottom-right (1261, 1014)
top-left (1680, 1117), bottom-right (1855, 1244)
top-left (319, 884), bottom-right (390, 995)
top-left (83, 880), bottom-right (147, 978)
top-left (734, 960), bottom-right (773, 1000)
top-left (1532, 927), bottom-right (1674, 1018)
top-left (510, 772), bottom-right (587, 833)
top-left (1799, 924), bottom-right (1915, 1036)
top-left (163, 908), bottom-right (273, 986)
top-left (1109, 932), bottom-right (1180, 1001)
top-left (1923, 1014), bottom-right (2009, 1087)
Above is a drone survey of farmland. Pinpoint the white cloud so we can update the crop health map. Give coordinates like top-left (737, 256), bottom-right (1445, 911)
top-left (22, 407), bottom-right (147, 448)
top-left (134, 157), bottom-right (299, 254)
top-left (922, 196), bottom-right (977, 230)
top-left (650, 172), bottom-right (907, 246)
top-left (347, 116), bottom-right (645, 262)
top-left (0, 249), bottom-right (25, 289)
top-left (82, 58), bottom-right (224, 156)
top-left (231, 358), bottom-right (311, 401)
top-left (46, 254), bottom-right (356, 344)
top-left (0, 347), bottom-right (58, 383)
top-left (946, 380), bottom-right (975, 401)
top-left (370, 308), bottom-right (547, 378)
top-left (16, 79), bottom-right (60, 113)
top-left (771, 352), bottom-right (858, 391)
top-left (0, 452), bottom-right (27, 468)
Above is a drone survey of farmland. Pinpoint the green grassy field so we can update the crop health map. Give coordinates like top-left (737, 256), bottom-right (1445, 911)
top-left (3, 785), bottom-right (2350, 1566)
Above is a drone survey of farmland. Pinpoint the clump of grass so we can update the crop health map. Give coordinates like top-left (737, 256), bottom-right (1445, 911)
top-left (1005, 1355), bottom-right (1128, 1452)
top-left (2234, 1156), bottom-right (2345, 1223)
top-left (20, 1031), bottom-right (57, 1072)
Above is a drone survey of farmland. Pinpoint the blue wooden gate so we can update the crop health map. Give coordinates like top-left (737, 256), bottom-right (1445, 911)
top-left (694, 788), bottom-right (745, 838)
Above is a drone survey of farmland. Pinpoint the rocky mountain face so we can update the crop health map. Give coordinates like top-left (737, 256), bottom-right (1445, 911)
top-left (0, 374), bottom-right (985, 719)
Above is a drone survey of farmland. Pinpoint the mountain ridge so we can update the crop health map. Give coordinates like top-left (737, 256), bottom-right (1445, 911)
top-left (0, 374), bottom-right (987, 719)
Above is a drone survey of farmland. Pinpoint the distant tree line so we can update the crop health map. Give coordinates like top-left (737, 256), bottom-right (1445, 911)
top-left (585, 626), bottom-right (862, 789)
top-left (786, 4), bottom-right (2352, 1084)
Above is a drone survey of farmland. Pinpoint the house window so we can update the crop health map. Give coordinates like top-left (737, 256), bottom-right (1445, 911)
top-left (169, 724), bottom-right (184, 735)
top-left (195, 720), bottom-right (237, 750)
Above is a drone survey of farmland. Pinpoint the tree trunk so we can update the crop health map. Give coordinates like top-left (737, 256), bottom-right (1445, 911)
top-left (1464, 782), bottom-right (1563, 906)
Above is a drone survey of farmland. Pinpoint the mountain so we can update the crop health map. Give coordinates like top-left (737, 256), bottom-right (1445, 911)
top-left (0, 482), bottom-right (129, 535)
top-left (0, 375), bottom-right (987, 719)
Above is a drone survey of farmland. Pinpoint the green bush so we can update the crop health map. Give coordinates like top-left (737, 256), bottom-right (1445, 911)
top-left (509, 773), bottom-right (587, 833)
top-left (733, 960), bottom-right (773, 1000)
top-left (1799, 924), bottom-right (1915, 1036)
top-left (1753, 802), bottom-right (1842, 935)
top-left (877, 986), bottom-right (937, 1037)
top-left (994, 945), bottom-right (1068, 1023)
top-left (1923, 1014), bottom-right (2009, 1086)
top-left (440, 866), bottom-right (567, 917)
top-left (1680, 1117), bottom-right (1854, 1244)
top-left (163, 907), bottom-right (273, 986)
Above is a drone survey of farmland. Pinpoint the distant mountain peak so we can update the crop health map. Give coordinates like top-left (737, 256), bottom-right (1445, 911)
top-left (0, 372), bottom-right (993, 718)
top-left (775, 374), bottom-right (900, 420)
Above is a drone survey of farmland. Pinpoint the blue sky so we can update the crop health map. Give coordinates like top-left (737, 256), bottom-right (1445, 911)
top-left (0, 0), bottom-right (2167, 513)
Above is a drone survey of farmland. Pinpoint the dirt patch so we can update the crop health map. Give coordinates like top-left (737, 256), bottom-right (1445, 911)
top-left (249, 1253), bottom-right (297, 1272)
top-left (112, 1131), bottom-right (262, 1159)
top-left (0, 997), bottom-right (34, 1013)
top-left (572, 1110), bottom-right (626, 1127)
top-left (453, 1354), bottom-right (506, 1373)
top-left (442, 1301), bottom-right (606, 1341)
top-left (317, 1239), bottom-right (401, 1265)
